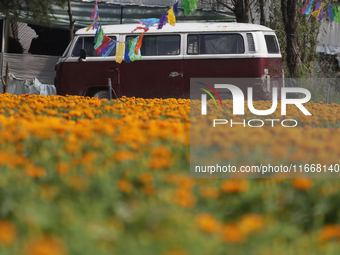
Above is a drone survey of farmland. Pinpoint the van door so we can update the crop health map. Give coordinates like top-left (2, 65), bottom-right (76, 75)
top-left (120, 34), bottom-right (183, 98)
top-left (57, 35), bottom-right (119, 97)
top-left (183, 33), bottom-right (250, 97)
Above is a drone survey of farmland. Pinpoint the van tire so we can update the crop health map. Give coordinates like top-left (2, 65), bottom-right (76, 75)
top-left (92, 90), bottom-right (110, 99)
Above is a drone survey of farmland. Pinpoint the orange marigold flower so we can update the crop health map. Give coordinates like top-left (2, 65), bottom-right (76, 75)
top-left (196, 213), bottom-right (221, 233)
top-left (163, 249), bottom-right (188, 255)
top-left (24, 165), bottom-right (46, 178)
top-left (220, 224), bottom-right (245, 244)
top-left (115, 151), bottom-right (134, 162)
top-left (23, 236), bottom-right (67, 255)
top-left (81, 152), bottom-right (98, 164)
top-left (57, 163), bottom-right (70, 175)
top-left (151, 146), bottom-right (171, 157)
top-left (174, 188), bottom-right (196, 208)
top-left (84, 110), bottom-right (95, 119)
top-left (47, 110), bottom-right (58, 116)
top-left (319, 225), bottom-right (340, 243)
top-left (176, 176), bottom-right (195, 190)
top-left (239, 214), bottom-right (264, 235)
top-left (149, 146), bottom-right (173, 169)
top-left (117, 179), bottom-right (133, 193)
top-left (0, 152), bottom-right (10, 165)
top-left (0, 220), bottom-right (17, 245)
top-left (68, 110), bottom-right (82, 117)
top-left (142, 185), bottom-right (156, 195)
top-left (221, 179), bottom-right (249, 193)
top-left (68, 176), bottom-right (89, 191)
top-left (149, 156), bottom-right (173, 169)
top-left (292, 178), bottom-right (313, 191)
top-left (138, 172), bottom-right (154, 184)
top-left (15, 144), bottom-right (25, 152)
top-left (199, 186), bottom-right (220, 199)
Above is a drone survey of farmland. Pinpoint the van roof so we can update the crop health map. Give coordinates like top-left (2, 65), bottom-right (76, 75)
top-left (76, 22), bottom-right (274, 35)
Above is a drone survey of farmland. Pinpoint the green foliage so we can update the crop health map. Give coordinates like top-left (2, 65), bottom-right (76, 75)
top-left (0, 0), bottom-right (67, 25)
top-left (297, 13), bottom-right (321, 77)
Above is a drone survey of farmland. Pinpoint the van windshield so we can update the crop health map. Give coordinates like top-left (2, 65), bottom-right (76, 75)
top-left (72, 36), bottom-right (117, 57)
top-left (62, 41), bottom-right (72, 58)
top-left (187, 34), bottom-right (245, 54)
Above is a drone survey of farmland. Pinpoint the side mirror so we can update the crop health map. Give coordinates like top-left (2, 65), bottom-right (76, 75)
top-left (78, 49), bottom-right (87, 62)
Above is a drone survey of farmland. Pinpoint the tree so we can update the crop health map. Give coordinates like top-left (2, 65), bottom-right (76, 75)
top-left (258, 0), bottom-right (265, 25)
top-left (281, 0), bottom-right (299, 77)
top-left (203, 0), bottom-right (250, 22)
top-left (67, 0), bottom-right (75, 41)
top-left (0, 0), bottom-right (67, 25)
top-left (274, 0), bottom-right (337, 77)
top-left (249, 0), bottom-right (265, 25)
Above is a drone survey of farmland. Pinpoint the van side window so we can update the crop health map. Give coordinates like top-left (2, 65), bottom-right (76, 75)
top-left (246, 33), bottom-right (255, 52)
top-left (264, 35), bottom-right (279, 54)
top-left (126, 35), bottom-right (180, 55)
top-left (187, 34), bottom-right (245, 54)
top-left (72, 36), bottom-right (117, 57)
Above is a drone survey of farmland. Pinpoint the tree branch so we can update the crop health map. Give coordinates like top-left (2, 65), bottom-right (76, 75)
top-left (215, 0), bottom-right (235, 12)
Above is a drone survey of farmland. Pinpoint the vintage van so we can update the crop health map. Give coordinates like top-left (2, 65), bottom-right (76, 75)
top-left (54, 22), bottom-right (282, 99)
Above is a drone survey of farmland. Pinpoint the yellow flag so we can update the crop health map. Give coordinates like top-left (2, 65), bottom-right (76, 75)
top-left (311, 2), bottom-right (326, 19)
top-left (86, 17), bottom-right (100, 32)
top-left (116, 42), bottom-right (125, 64)
top-left (167, 8), bottom-right (176, 26)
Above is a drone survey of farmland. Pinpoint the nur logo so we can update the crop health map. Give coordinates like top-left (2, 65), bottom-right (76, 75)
top-left (199, 83), bottom-right (312, 116)
top-left (197, 82), bottom-right (222, 115)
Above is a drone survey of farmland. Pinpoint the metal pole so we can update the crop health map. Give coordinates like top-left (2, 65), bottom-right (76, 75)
top-left (0, 19), bottom-right (6, 77)
top-left (1, 19), bottom-right (5, 53)
top-left (4, 62), bottom-right (9, 93)
top-left (120, 6), bottom-right (123, 24)
top-left (108, 78), bottom-right (112, 100)
top-left (0, 52), bottom-right (2, 79)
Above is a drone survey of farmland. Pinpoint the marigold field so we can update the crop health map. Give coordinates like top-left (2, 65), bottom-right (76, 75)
top-left (1, 93), bottom-right (340, 255)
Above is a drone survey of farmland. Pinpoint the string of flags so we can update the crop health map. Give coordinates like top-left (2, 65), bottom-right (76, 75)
top-left (301, 0), bottom-right (340, 22)
top-left (86, 0), bottom-right (199, 63)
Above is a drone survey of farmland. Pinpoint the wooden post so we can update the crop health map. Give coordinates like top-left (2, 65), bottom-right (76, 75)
top-left (326, 82), bottom-right (330, 104)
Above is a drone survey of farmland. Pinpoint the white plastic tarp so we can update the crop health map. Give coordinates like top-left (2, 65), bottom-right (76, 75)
top-left (317, 21), bottom-right (340, 55)
top-left (1, 53), bottom-right (59, 85)
top-left (0, 73), bottom-right (56, 96)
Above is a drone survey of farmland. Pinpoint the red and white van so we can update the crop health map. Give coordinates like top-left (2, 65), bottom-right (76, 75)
top-left (54, 22), bottom-right (283, 99)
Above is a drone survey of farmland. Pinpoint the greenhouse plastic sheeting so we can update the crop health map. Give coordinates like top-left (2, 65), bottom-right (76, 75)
top-left (0, 74), bottom-right (56, 96)
top-left (0, 1), bottom-right (235, 30)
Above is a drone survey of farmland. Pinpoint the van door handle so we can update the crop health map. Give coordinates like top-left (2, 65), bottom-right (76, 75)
top-left (109, 67), bottom-right (118, 72)
top-left (169, 72), bottom-right (183, 77)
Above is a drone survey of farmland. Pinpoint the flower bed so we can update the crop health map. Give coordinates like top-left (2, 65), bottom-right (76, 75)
top-left (0, 94), bottom-right (340, 254)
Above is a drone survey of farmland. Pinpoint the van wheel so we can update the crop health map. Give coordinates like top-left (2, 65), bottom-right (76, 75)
top-left (92, 90), bottom-right (110, 99)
